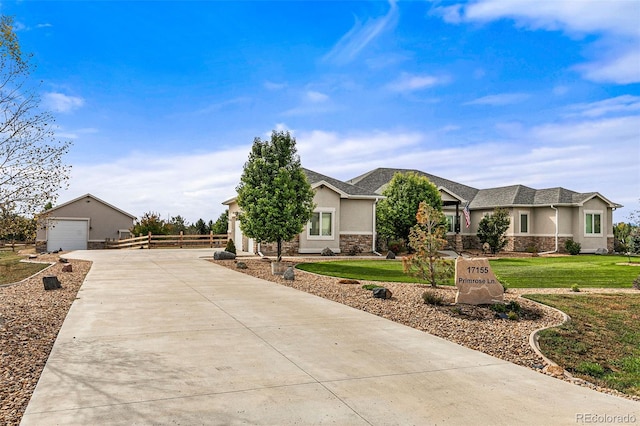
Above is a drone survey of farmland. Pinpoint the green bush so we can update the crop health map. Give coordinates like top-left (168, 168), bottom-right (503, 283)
top-left (506, 300), bottom-right (521, 313)
top-left (571, 283), bottom-right (580, 292)
top-left (362, 284), bottom-right (378, 290)
top-left (490, 303), bottom-right (507, 313)
top-left (507, 311), bottom-right (519, 321)
top-left (565, 239), bottom-right (581, 255)
top-left (225, 238), bottom-right (237, 254)
top-left (422, 291), bottom-right (445, 305)
top-left (633, 275), bottom-right (640, 290)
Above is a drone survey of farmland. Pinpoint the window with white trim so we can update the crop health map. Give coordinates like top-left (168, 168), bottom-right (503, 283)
top-left (520, 213), bottom-right (529, 234)
top-left (445, 214), bottom-right (457, 233)
top-left (308, 209), bottom-right (334, 239)
top-left (585, 211), bottom-right (602, 235)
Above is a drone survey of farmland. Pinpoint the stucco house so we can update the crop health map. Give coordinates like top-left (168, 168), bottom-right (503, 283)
top-left (226, 166), bottom-right (620, 255)
top-left (348, 168), bottom-right (621, 254)
top-left (36, 194), bottom-right (136, 252)
top-left (223, 168), bottom-right (381, 255)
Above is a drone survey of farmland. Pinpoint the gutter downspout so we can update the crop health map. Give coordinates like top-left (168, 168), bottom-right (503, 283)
top-left (372, 198), bottom-right (382, 256)
top-left (540, 205), bottom-right (558, 255)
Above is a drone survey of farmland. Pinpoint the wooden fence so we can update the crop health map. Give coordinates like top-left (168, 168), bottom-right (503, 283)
top-left (106, 232), bottom-right (227, 250)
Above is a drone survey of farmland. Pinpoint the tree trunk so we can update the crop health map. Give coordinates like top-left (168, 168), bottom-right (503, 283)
top-left (277, 238), bottom-right (282, 262)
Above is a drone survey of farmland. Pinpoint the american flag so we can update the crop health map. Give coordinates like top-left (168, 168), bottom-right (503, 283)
top-left (463, 202), bottom-right (471, 228)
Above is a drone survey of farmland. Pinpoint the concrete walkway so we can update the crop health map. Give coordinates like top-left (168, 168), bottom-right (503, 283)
top-left (22, 249), bottom-right (639, 425)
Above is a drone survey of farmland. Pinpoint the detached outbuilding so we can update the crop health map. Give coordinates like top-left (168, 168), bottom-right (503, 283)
top-left (36, 194), bottom-right (136, 252)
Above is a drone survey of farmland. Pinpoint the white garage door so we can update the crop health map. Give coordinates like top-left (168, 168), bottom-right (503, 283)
top-left (47, 219), bottom-right (88, 251)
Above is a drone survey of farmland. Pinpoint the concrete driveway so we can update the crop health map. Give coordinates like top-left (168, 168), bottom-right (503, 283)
top-left (21, 249), bottom-right (639, 425)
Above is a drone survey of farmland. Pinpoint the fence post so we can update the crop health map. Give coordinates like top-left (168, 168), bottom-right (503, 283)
top-left (209, 231), bottom-right (213, 248)
top-left (148, 232), bottom-right (152, 249)
top-left (180, 231), bottom-right (183, 248)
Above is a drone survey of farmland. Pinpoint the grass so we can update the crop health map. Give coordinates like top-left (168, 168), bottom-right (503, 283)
top-left (489, 255), bottom-right (639, 288)
top-left (524, 293), bottom-right (640, 397)
top-left (297, 255), bottom-right (640, 288)
top-left (296, 259), bottom-right (455, 285)
top-left (0, 250), bottom-right (50, 285)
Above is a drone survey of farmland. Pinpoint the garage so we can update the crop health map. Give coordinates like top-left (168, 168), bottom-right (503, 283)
top-left (46, 219), bottom-right (89, 251)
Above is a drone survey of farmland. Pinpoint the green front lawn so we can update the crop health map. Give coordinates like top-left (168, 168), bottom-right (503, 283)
top-left (490, 255), bottom-right (639, 288)
top-left (524, 293), bottom-right (640, 397)
top-left (296, 259), bottom-right (450, 285)
top-left (0, 251), bottom-right (49, 285)
top-left (297, 255), bottom-right (640, 289)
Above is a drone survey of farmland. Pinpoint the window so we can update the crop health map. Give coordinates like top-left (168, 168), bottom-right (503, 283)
top-left (520, 213), bottom-right (529, 234)
top-left (585, 212), bottom-right (602, 235)
top-left (308, 210), bottom-right (334, 239)
top-left (445, 214), bottom-right (457, 233)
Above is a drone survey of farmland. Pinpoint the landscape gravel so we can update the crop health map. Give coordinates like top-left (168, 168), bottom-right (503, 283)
top-left (0, 254), bottom-right (91, 426)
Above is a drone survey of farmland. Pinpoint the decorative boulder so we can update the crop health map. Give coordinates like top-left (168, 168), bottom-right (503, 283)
top-left (454, 257), bottom-right (504, 305)
top-left (43, 275), bottom-right (62, 290)
top-left (283, 266), bottom-right (295, 281)
top-left (372, 287), bottom-right (392, 299)
top-left (321, 247), bottom-right (335, 256)
top-left (236, 261), bottom-right (248, 269)
top-left (214, 250), bottom-right (236, 260)
top-left (595, 248), bottom-right (608, 255)
top-left (386, 251), bottom-right (396, 259)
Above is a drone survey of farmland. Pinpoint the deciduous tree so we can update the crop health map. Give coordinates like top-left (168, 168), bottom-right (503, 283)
top-left (403, 202), bottom-right (453, 287)
top-left (130, 212), bottom-right (171, 236)
top-left (236, 130), bottom-right (315, 262)
top-left (376, 172), bottom-right (442, 244)
top-left (477, 208), bottom-right (511, 254)
top-left (0, 16), bottom-right (72, 229)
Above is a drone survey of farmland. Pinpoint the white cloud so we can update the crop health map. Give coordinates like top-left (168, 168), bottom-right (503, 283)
top-left (323, 0), bottom-right (398, 65)
top-left (306, 91), bottom-right (329, 103)
top-left (386, 73), bottom-right (449, 92)
top-left (433, 0), bottom-right (640, 84)
top-left (43, 92), bottom-right (85, 113)
top-left (565, 95), bottom-right (640, 118)
top-left (464, 92), bottom-right (529, 106)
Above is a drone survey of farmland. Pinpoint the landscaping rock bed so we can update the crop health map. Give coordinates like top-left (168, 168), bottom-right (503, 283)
top-left (0, 254), bottom-right (91, 426)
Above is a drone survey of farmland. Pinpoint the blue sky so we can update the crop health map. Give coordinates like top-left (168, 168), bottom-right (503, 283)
top-left (3, 0), bottom-right (639, 223)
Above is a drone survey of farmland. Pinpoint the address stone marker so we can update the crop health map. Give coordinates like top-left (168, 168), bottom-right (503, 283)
top-left (455, 257), bottom-right (503, 305)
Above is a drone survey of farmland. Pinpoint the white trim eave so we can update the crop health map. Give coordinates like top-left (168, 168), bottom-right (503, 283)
top-left (437, 186), bottom-right (465, 203)
top-left (577, 193), bottom-right (621, 209)
top-left (222, 196), bottom-right (237, 205)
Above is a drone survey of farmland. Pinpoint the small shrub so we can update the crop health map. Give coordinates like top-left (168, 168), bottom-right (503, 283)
top-left (387, 240), bottom-right (405, 254)
top-left (565, 239), bottom-right (581, 255)
top-left (348, 244), bottom-right (363, 256)
top-left (225, 238), bottom-right (237, 254)
top-left (507, 311), bottom-right (519, 321)
top-left (362, 284), bottom-right (378, 290)
top-left (633, 275), bottom-right (640, 290)
top-left (571, 283), bottom-right (580, 292)
top-left (422, 291), bottom-right (444, 305)
top-left (506, 300), bottom-right (521, 313)
top-left (490, 303), bottom-right (507, 313)
top-left (526, 244), bottom-right (538, 254)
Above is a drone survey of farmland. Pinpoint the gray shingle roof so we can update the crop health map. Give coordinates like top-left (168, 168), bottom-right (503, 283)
top-left (347, 168), bottom-right (620, 209)
top-left (348, 168), bottom-right (479, 202)
top-left (303, 168), bottom-right (380, 198)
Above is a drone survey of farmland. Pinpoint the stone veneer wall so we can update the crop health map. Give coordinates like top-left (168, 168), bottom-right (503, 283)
top-left (339, 234), bottom-right (373, 254)
top-left (259, 235), bottom-right (301, 256)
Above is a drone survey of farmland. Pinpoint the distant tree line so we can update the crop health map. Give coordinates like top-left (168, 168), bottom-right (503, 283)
top-left (130, 210), bottom-right (228, 237)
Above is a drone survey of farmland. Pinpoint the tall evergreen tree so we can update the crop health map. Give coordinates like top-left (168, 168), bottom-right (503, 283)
top-left (236, 130), bottom-right (315, 262)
